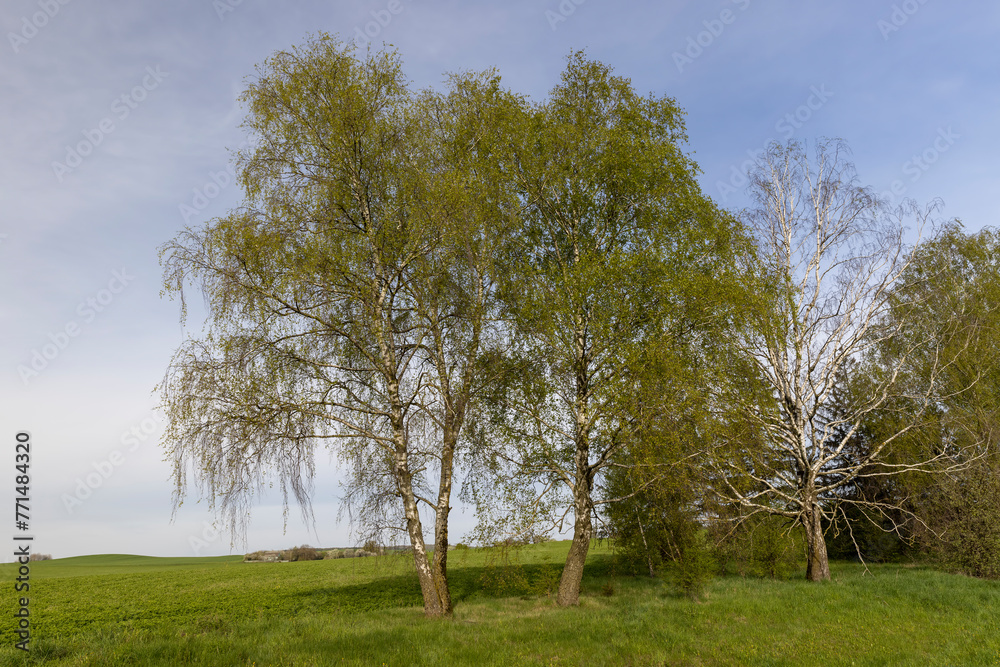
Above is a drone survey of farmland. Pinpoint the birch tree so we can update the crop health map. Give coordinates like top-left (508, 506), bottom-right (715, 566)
top-left (158, 36), bottom-right (513, 616)
top-left (715, 140), bottom-right (976, 581)
top-left (467, 52), bottom-right (749, 605)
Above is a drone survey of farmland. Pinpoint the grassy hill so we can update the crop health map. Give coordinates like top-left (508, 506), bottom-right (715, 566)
top-left (1, 541), bottom-right (998, 665)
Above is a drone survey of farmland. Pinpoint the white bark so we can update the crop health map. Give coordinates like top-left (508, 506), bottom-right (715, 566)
top-left (714, 140), bottom-right (973, 579)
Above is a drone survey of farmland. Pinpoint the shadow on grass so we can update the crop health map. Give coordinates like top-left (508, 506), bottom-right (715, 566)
top-left (289, 552), bottom-right (620, 613)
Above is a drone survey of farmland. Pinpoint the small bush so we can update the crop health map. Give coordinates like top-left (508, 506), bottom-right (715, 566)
top-left (287, 545), bottom-right (322, 562)
top-left (528, 564), bottom-right (562, 597)
top-left (674, 529), bottom-right (715, 601)
top-left (29, 553), bottom-right (52, 561)
top-left (712, 514), bottom-right (803, 579)
top-left (325, 549), bottom-right (344, 559)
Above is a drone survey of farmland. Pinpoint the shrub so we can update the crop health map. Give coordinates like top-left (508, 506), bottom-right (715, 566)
top-left (28, 553), bottom-right (52, 561)
top-left (711, 513), bottom-right (803, 579)
top-left (914, 457), bottom-right (1000, 579)
top-left (287, 545), bottom-right (322, 562)
top-left (826, 506), bottom-right (908, 564)
top-left (674, 529), bottom-right (715, 601)
top-left (603, 467), bottom-right (704, 578)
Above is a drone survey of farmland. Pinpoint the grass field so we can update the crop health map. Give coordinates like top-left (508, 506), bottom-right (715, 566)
top-left (1, 541), bottom-right (998, 666)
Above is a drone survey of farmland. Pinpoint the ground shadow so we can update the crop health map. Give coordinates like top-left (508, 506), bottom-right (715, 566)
top-left (287, 552), bottom-right (619, 613)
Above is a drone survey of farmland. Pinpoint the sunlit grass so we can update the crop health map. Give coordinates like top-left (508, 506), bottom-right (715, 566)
top-left (1, 542), bottom-right (998, 665)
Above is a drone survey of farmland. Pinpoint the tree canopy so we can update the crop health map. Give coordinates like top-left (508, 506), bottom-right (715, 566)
top-left (159, 36), bottom-right (1000, 617)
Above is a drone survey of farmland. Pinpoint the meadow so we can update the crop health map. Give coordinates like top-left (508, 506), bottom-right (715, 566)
top-left (1, 541), bottom-right (999, 666)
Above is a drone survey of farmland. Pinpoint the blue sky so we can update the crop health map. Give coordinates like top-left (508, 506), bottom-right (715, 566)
top-left (2, 0), bottom-right (996, 559)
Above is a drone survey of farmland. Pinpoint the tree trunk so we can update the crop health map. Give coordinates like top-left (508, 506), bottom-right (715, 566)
top-left (392, 422), bottom-right (450, 616)
top-left (430, 513), bottom-right (452, 615)
top-left (636, 511), bottom-right (656, 578)
top-left (430, 419), bottom-right (459, 616)
top-left (803, 501), bottom-right (830, 582)
top-left (558, 304), bottom-right (594, 606)
top-left (557, 488), bottom-right (593, 606)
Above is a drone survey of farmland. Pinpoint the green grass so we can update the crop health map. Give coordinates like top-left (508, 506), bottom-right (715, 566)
top-left (1, 541), bottom-right (998, 665)
top-left (4, 554), bottom-right (244, 580)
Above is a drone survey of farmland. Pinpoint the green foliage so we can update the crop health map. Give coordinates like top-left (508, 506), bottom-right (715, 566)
top-left (712, 513), bottom-right (805, 579)
top-left (874, 223), bottom-right (1000, 577)
top-left (158, 33), bottom-right (526, 615)
top-left (915, 454), bottom-right (1000, 579)
top-left (605, 471), bottom-right (699, 578)
top-left (673, 529), bottom-right (715, 601)
top-left (464, 52), bottom-right (753, 604)
top-left (825, 504), bottom-right (910, 564)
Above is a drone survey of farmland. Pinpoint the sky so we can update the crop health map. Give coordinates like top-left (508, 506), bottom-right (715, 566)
top-left (2, 0), bottom-right (997, 560)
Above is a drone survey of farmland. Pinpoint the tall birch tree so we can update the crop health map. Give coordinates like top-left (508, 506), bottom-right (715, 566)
top-left (468, 52), bottom-right (748, 606)
top-left (158, 36), bottom-right (513, 616)
top-left (714, 140), bottom-right (977, 581)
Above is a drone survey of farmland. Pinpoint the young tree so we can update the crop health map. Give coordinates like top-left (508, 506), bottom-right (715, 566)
top-left (158, 36), bottom-right (513, 616)
top-left (467, 52), bottom-right (749, 605)
top-left (881, 224), bottom-right (1000, 577)
top-left (713, 140), bottom-right (976, 581)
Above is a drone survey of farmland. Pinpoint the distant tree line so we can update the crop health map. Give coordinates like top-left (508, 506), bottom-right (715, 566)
top-left (158, 34), bottom-right (1000, 616)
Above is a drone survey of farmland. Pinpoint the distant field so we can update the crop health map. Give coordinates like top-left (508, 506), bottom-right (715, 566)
top-left (0, 554), bottom-right (244, 580)
top-left (1, 541), bottom-right (999, 666)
